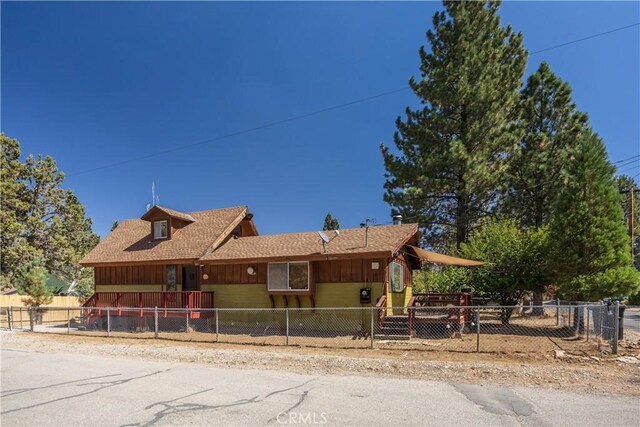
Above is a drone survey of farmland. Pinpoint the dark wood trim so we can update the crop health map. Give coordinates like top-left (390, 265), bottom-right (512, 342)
top-left (201, 251), bottom-right (392, 265)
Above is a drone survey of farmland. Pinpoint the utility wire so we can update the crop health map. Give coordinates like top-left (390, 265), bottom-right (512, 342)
top-left (65, 22), bottom-right (640, 178)
top-left (613, 154), bottom-right (640, 164)
top-left (528, 22), bottom-right (639, 55)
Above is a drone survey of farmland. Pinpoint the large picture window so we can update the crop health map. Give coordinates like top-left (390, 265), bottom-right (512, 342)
top-left (268, 262), bottom-right (310, 291)
top-left (390, 261), bottom-right (404, 293)
top-left (154, 220), bottom-right (168, 239)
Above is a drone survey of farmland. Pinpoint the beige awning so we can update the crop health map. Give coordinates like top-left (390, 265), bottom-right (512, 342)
top-left (407, 245), bottom-right (485, 267)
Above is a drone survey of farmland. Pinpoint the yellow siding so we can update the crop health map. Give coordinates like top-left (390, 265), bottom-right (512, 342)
top-left (95, 284), bottom-right (164, 293)
top-left (201, 284), bottom-right (271, 308)
top-left (387, 285), bottom-right (412, 315)
top-left (315, 282), bottom-right (385, 307)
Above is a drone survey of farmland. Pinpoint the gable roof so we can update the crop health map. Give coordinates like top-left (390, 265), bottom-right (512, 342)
top-left (80, 206), bottom-right (248, 266)
top-left (140, 205), bottom-right (196, 223)
top-left (200, 223), bottom-right (419, 264)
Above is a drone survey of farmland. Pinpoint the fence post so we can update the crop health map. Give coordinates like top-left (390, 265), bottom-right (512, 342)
top-left (556, 298), bottom-right (560, 326)
top-left (215, 309), bottom-right (219, 342)
top-left (612, 301), bottom-right (619, 355)
top-left (29, 307), bottom-right (34, 332)
top-left (586, 305), bottom-right (590, 341)
top-left (186, 308), bottom-right (190, 332)
top-left (107, 309), bottom-right (111, 337)
top-left (67, 308), bottom-right (71, 334)
top-left (285, 307), bottom-right (289, 346)
top-left (8, 306), bottom-right (13, 331)
top-left (19, 306), bottom-right (23, 329)
top-left (154, 306), bottom-right (159, 338)
top-left (476, 307), bottom-right (480, 353)
top-left (370, 306), bottom-right (374, 350)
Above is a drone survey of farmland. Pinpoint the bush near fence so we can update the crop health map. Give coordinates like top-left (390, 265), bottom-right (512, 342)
top-left (1, 303), bottom-right (628, 356)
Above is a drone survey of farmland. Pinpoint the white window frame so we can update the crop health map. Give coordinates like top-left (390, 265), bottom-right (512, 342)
top-left (268, 262), bottom-right (310, 292)
top-left (390, 261), bottom-right (404, 293)
top-left (154, 220), bottom-right (168, 239)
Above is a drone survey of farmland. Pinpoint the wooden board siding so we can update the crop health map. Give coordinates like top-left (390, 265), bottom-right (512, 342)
top-left (201, 259), bottom-right (386, 285)
top-left (95, 265), bottom-right (182, 287)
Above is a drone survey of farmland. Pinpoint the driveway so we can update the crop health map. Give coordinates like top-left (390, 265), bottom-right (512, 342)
top-left (1, 346), bottom-right (638, 426)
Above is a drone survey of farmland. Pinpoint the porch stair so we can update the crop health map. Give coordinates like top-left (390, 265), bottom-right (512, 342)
top-left (375, 315), bottom-right (411, 340)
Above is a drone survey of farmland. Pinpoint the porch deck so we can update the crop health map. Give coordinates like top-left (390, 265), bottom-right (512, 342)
top-left (83, 291), bottom-right (215, 320)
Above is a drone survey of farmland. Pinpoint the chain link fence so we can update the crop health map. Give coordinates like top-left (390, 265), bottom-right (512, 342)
top-left (1, 303), bottom-right (631, 356)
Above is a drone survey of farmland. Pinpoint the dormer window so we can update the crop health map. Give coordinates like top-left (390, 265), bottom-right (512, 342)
top-left (154, 220), bottom-right (168, 239)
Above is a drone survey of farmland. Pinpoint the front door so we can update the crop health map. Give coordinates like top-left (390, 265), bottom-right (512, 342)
top-left (182, 266), bottom-right (199, 291)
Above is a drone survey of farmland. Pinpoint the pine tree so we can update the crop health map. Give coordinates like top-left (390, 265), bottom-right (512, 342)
top-left (16, 259), bottom-right (53, 307)
top-left (323, 213), bottom-right (340, 231)
top-left (0, 134), bottom-right (100, 290)
top-left (504, 62), bottom-right (588, 228)
top-left (550, 131), bottom-right (640, 300)
top-left (381, 0), bottom-right (527, 250)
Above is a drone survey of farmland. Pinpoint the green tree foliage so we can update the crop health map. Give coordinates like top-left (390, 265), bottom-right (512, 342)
top-left (16, 259), bottom-right (53, 307)
top-left (111, 220), bottom-right (119, 231)
top-left (458, 220), bottom-right (550, 308)
top-left (381, 0), bottom-right (527, 250)
top-left (0, 133), bottom-right (99, 290)
top-left (550, 131), bottom-right (640, 301)
top-left (413, 267), bottom-right (471, 294)
top-left (504, 62), bottom-right (588, 227)
top-left (322, 213), bottom-right (340, 231)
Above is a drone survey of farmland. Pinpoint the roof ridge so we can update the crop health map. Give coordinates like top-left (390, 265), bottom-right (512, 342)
top-left (225, 222), bottom-right (419, 239)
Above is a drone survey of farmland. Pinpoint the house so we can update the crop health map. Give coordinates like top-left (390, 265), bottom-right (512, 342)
top-left (80, 204), bottom-right (483, 332)
top-left (80, 205), bottom-right (422, 311)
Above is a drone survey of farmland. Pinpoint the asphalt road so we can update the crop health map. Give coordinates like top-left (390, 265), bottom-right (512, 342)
top-left (1, 348), bottom-right (638, 426)
top-left (623, 307), bottom-right (640, 334)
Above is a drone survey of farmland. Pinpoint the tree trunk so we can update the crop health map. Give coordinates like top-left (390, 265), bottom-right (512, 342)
top-left (531, 292), bottom-right (544, 316)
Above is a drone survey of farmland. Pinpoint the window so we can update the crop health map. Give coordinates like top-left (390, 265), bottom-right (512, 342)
top-left (154, 220), bottom-right (168, 239)
top-left (390, 261), bottom-right (404, 292)
top-left (268, 262), bottom-right (310, 291)
top-left (166, 265), bottom-right (176, 291)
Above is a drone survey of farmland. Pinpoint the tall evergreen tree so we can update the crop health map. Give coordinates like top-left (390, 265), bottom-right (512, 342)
top-left (550, 131), bottom-right (640, 300)
top-left (381, 0), bottom-right (527, 250)
top-left (322, 213), bottom-right (340, 231)
top-left (504, 62), bottom-right (588, 227)
top-left (0, 133), bottom-right (100, 290)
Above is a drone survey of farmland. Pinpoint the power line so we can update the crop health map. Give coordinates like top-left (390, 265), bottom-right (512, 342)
top-left (529, 22), bottom-right (640, 55)
top-left (66, 87), bottom-right (409, 177)
top-left (613, 154), bottom-right (640, 164)
top-left (65, 22), bottom-right (640, 178)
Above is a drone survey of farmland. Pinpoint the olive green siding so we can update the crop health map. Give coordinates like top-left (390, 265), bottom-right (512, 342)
top-left (386, 285), bottom-right (412, 315)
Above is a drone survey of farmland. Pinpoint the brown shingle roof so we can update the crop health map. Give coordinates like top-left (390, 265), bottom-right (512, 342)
top-left (80, 206), bottom-right (247, 265)
top-left (140, 205), bottom-right (195, 223)
top-left (201, 223), bottom-right (419, 264)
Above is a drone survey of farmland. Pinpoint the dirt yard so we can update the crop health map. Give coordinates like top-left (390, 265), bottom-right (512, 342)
top-left (2, 330), bottom-right (639, 396)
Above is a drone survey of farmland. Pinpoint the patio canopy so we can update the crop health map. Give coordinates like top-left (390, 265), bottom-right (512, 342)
top-left (407, 245), bottom-right (485, 267)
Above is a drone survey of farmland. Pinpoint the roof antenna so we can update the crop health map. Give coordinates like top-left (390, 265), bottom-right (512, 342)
top-left (318, 230), bottom-right (340, 254)
top-left (359, 218), bottom-right (375, 247)
top-left (152, 182), bottom-right (159, 206)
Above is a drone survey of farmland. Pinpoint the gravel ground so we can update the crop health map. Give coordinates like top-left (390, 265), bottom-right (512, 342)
top-left (2, 331), bottom-right (640, 396)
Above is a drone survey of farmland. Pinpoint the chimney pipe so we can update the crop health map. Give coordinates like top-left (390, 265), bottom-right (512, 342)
top-left (392, 214), bottom-right (403, 225)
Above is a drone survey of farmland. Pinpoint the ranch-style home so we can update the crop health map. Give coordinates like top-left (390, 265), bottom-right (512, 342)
top-left (80, 205), bottom-right (483, 333)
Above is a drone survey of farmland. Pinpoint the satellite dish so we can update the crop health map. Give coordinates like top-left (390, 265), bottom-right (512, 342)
top-left (318, 231), bottom-right (330, 243)
top-left (334, 230), bottom-right (340, 237)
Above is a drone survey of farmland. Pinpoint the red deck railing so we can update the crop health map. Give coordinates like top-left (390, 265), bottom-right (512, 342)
top-left (84, 291), bottom-right (215, 310)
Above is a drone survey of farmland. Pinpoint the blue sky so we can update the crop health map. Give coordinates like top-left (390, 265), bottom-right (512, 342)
top-left (2, 1), bottom-right (639, 238)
